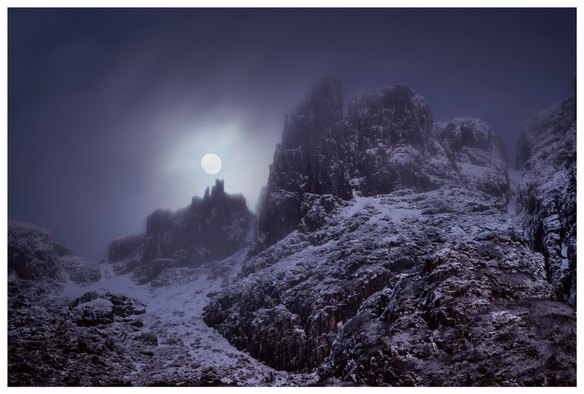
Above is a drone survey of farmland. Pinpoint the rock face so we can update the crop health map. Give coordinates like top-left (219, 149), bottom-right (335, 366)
top-left (342, 84), bottom-right (440, 196)
top-left (433, 118), bottom-right (510, 199)
top-left (8, 221), bottom-right (67, 282)
top-left (54, 243), bottom-right (102, 286)
top-left (205, 188), bottom-right (575, 384)
top-left (515, 97), bottom-right (576, 307)
top-left (255, 77), bottom-right (511, 253)
top-left (70, 291), bottom-right (146, 327)
top-left (255, 75), bottom-right (353, 251)
top-left (8, 293), bottom-right (146, 386)
top-left (8, 260), bottom-right (320, 387)
top-left (203, 79), bottom-right (575, 385)
top-left (108, 179), bottom-right (255, 284)
top-left (108, 233), bottom-right (145, 266)
top-left (8, 221), bottom-right (101, 287)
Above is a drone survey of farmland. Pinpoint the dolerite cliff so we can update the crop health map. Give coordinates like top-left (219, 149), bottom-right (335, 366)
top-left (8, 221), bottom-right (101, 302)
top-left (254, 76), bottom-right (510, 253)
top-left (255, 76), bottom-right (352, 251)
top-left (203, 77), bottom-right (576, 385)
top-left (515, 97), bottom-right (576, 307)
top-left (343, 86), bottom-right (509, 200)
top-left (108, 179), bottom-right (254, 284)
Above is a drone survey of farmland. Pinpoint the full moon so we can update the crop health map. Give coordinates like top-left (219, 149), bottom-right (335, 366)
top-left (201, 153), bottom-right (222, 175)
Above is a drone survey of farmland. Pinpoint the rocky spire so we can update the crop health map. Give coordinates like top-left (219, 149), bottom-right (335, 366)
top-left (109, 180), bottom-right (254, 284)
top-left (254, 75), bottom-right (353, 251)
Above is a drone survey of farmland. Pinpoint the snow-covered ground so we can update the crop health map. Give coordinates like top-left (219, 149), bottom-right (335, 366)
top-left (59, 248), bottom-right (317, 386)
top-left (343, 194), bottom-right (421, 223)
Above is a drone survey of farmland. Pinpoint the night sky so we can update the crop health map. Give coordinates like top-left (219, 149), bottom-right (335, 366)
top-left (8, 8), bottom-right (576, 262)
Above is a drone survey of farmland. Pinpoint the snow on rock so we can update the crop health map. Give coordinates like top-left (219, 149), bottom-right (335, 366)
top-left (8, 221), bottom-right (67, 283)
top-left (202, 83), bottom-right (574, 386)
top-left (9, 245), bottom-right (318, 386)
top-left (204, 184), bottom-right (574, 384)
top-left (71, 298), bottom-right (115, 326)
top-left (54, 242), bottom-right (101, 286)
top-left (432, 118), bottom-right (510, 200)
top-left (8, 80), bottom-right (577, 387)
top-left (8, 221), bottom-right (101, 294)
top-left (515, 97), bottom-right (576, 307)
top-left (255, 79), bottom-right (511, 256)
top-left (254, 75), bottom-right (353, 252)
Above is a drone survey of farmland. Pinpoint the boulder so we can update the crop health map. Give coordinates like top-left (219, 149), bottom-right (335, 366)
top-left (70, 291), bottom-right (146, 326)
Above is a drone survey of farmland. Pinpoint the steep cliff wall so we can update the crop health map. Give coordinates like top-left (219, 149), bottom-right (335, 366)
top-left (255, 76), bottom-right (511, 254)
top-left (515, 98), bottom-right (576, 307)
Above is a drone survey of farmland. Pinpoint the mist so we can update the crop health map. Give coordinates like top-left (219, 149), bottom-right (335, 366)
top-left (8, 8), bottom-right (576, 262)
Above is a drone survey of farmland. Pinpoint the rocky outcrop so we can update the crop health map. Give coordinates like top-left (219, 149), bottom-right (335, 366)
top-left (8, 270), bottom-right (64, 307)
top-left (108, 234), bottom-right (145, 268)
top-left (108, 179), bottom-right (255, 284)
top-left (8, 77), bottom-right (576, 387)
top-left (205, 186), bottom-right (575, 384)
top-left (342, 84), bottom-right (443, 196)
top-left (8, 261), bottom-right (319, 387)
top-left (255, 78), bottom-right (511, 254)
top-left (54, 243), bottom-right (101, 286)
top-left (433, 118), bottom-right (510, 200)
top-left (8, 221), bottom-right (101, 287)
top-left (8, 221), bottom-right (67, 282)
top-left (515, 97), bottom-right (576, 307)
top-left (255, 75), bottom-right (353, 251)
top-left (343, 97), bottom-right (510, 199)
top-left (203, 80), bottom-right (574, 385)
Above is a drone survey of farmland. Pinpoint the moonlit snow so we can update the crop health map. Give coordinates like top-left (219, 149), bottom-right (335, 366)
top-left (58, 250), bottom-right (318, 386)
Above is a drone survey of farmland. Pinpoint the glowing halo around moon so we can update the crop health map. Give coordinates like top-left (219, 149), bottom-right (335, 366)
top-left (201, 153), bottom-right (222, 175)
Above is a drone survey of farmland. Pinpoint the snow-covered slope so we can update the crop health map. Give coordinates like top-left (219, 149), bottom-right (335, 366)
top-left (9, 248), bottom-right (318, 386)
top-left (203, 80), bottom-right (575, 385)
top-left (507, 169), bottom-right (523, 215)
top-left (255, 77), bottom-right (511, 254)
top-left (204, 185), bottom-right (575, 385)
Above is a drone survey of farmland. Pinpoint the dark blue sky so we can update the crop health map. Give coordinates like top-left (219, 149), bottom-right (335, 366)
top-left (8, 8), bottom-right (576, 262)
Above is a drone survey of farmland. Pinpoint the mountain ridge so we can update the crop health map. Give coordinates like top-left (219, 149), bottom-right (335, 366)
top-left (7, 76), bottom-right (576, 386)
